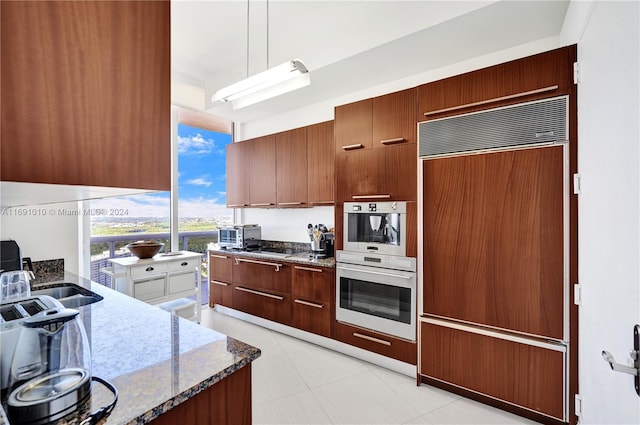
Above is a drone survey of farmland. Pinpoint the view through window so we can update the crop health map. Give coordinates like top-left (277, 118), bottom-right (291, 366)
top-left (89, 124), bottom-right (233, 304)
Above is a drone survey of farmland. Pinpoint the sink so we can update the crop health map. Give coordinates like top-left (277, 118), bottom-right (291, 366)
top-left (32, 283), bottom-right (103, 308)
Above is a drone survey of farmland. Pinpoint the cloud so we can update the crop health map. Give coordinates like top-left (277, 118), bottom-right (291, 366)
top-left (178, 133), bottom-right (216, 155)
top-left (91, 193), bottom-right (232, 219)
top-left (186, 177), bottom-right (212, 187)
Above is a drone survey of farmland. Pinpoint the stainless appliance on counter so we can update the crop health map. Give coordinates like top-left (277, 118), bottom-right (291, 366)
top-left (218, 225), bottom-right (262, 250)
top-left (343, 201), bottom-right (406, 257)
top-left (335, 250), bottom-right (416, 341)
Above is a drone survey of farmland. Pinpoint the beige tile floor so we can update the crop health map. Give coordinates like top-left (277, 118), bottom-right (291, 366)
top-left (200, 307), bottom-right (539, 425)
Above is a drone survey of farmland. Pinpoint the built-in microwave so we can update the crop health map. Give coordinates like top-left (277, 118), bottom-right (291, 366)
top-left (343, 201), bottom-right (406, 257)
top-left (218, 225), bottom-right (261, 250)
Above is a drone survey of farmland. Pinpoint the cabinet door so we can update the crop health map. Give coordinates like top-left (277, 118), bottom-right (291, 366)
top-left (1, 1), bottom-right (170, 189)
top-left (226, 142), bottom-right (250, 208)
top-left (249, 136), bottom-right (277, 207)
top-left (372, 89), bottom-right (417, 148)
top-left (422, 145), bottom-right (565, 339)
top-left (420, 320), bottom-right (565, 421)
top-left (209, 253), bottom-right (233, 307)
top-left (335, 321), bottom-right (417, 365)
top-left (334, 99), bottom-right (372, 153)
top-left (292, 265), bottom-right (334, 337)
top-left (276, 128), bottom-right (308, 207)
top-left (307, 121), bottom-right (335, 206)
top-left (233, 285), bottom-right (291, 324)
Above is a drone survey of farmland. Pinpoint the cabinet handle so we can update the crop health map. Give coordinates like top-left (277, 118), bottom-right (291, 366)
top-left (234, 257), bottom-right (282, 272)
top-left (351, 194), bottom-right (391, 200)
top-left (353, 332), bottom-right (392, 346)
top-left (235, 286), bottom-right (285, 301)
top-left (423, 85), bottom-right (559, 117)
top-left (294, 299), bottom-right (324, 309)
top-left (228, 204), bottom-right (247, 207)
top-left (294, 265), bottom-right (323, 273)
top-left (211, 280), bottom-right (229, 287)
top-left (342, 143), bottom-right (364, 151)
top-left (380, 137), bottom-right (405, 145)
top-left (210, 254), bottom-right (228, 259)
top-left (278, 202), bottom-right (304, 206)
top-left (250, 203), bottom-right (274, 207)
top-left (180, 261), bottom-right (188, 266)
top-left (145, 267), bottom-right (155, 272)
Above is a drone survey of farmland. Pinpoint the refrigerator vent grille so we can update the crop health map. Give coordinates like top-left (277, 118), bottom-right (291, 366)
top-left (419, 96), bottom-right (567, 157)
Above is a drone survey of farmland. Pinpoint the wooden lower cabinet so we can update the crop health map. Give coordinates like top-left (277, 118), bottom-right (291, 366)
top-left (335, 321), bottom-right (417, 365)
top-left (209, 252), bottom-right (234, 308)
top-left (292, 265), bottom-right (334, 338)
top-left (419, 319), bottom-right (566, 421)
top-left (233, 286), bottom-right (291, 324)
top-left (150, 363), bottom-right (252, 425)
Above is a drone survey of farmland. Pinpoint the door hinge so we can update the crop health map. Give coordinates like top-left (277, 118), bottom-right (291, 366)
top-left (574, 284), bottom-right (582, 306)
top-left (575, 393), bottom-right (583, 417)
top-left (573, 62), bottom-right (581, 84)
top-left (573, 173), bottom-right (582, 195)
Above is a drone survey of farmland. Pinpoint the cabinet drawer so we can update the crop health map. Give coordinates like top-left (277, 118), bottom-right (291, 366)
top-left (293, 298), bottom-right (332, 338)
top-left (168, 270), bottom-right (196, 295)
top-left (210, 279), bottom-right (233, 308)
top-left (130, 262), bottom-right (167, 278)
top-left (232, 257), bottom-right (291, 294)
top-left (209, 252), bottom-right (233, 282)
top-left (335, 321), bottom-right (417, 365)
top-left (292, 265), bottom-right (333, 303)
top-left (133, 276), bottom-right (166, 301)
top-left (233, 286), bottom-right (291, 325)
top-left (420, 319), bottom-right (566, 420)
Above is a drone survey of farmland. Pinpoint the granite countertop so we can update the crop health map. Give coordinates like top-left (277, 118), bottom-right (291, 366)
top-left (0, 271), bottom-right (261, 425)
top-left (208, 246), bottom-right (336, 268)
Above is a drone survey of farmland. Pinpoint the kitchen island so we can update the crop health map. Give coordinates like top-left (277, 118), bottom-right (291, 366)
top-left (0, 271), bottom-right (260, 425)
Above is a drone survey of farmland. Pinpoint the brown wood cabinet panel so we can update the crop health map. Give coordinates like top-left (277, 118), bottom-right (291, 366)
top-left (1, 1), bottom-right (170, 189)
top-left (422, 145), bottom-right (565, 339)
top-left (210, 279), bottom-right (233, 308)
top-left (292, 265), bottom-right (335, 337)
top-left (150, 364), bottom-right (252, 425)
top-left (335, 99), bottom-right (373, 152)
top-left (372, 88), bottom-right (417, 148)
top-left (335, 321), bottom-right (417, 365)
top-left (209, 252), bottom-right (233, 282)
top-left (249, 135), bottom-right (277, 207)
top-left (276, 127), bottom-right (308, 207)
top-left (420, 321), bottom-right (565, 420)
top-left (293, 300), bottom-right (333, 338)
top-left (418, 46), bottom-right (574, 120)
top-left (307, 121), bottom-right (335, 205)
top-left (232, 256), bottom-right (291, 294)
top-left (406, 201), bottom-right (418, 258)
top-left (226, 142), bottom-right (250, 207)
top-left (233, 286), bottom-right (291, 324)
top-left (336, 143), bottom-right (416, 202)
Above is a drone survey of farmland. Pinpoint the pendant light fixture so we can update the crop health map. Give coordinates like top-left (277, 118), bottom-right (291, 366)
top-left (211, 0), bottom-right (310, 109)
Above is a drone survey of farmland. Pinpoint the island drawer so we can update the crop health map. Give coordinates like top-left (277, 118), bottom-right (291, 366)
top-left (130, 262), bottom-right (168, 277)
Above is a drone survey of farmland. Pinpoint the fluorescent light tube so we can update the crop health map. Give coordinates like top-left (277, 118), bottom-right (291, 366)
top-left (212, 59), bottom-right (310, 109)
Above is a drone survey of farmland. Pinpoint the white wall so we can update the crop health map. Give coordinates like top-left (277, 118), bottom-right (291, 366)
top-left (242, 206), bottom-right (334, 243)
top-left (571, 1), bottom-right (640, 423)
top-left (0, 201), bottom-right (81, 274)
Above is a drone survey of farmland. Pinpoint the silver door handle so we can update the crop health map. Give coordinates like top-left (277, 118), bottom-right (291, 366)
top-left (235, 286), bottom-right (285, 301)
top-left (294, 265), bottom-right (323, 273)
top-left (294, 299), bottom-right (324, 309)
top-left (337, 265), bottom-right (412, 280)
top-left (352, 194), bottom-right (391, 200)
top-left (380, 137), bottom-right (405, 145)
top-left (234, 257), bottom-right (282, 271)
top-left (210, 254), bottom-right (228, 259)
top-left (211, 280), bottom-right (229, 287)
top-left (342, 143), bottom-right (364, 150)
top-left (353, 332), bottom-right (391, 346)
top-left (602, 324), bottom-right (640, 396)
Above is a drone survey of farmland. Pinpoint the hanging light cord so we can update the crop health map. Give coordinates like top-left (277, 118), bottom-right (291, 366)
top-left (246, 0), bottom-right (250, 78)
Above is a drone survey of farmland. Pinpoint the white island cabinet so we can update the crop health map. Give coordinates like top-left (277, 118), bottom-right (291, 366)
top-left (108, 251), bottom-right (202, 322)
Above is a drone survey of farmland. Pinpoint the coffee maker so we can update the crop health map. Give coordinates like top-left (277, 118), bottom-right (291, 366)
top-left (310, 232), bottom-right (334, 259)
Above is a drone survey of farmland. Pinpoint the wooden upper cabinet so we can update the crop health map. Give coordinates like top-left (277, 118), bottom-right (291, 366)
top-left (334, 99), bottom-right (373, 152)
top-left (307, 121), bottom-right (335, 205)
top-left (276, 128), bottom-right (308, 207)
top-left (418, 46), bottom-right (575, 120)
top-left (226, 142), bottom-right (250, 208)
top-left (0, 1), bottom-right (170, 190)
top-left (372, 89), bottom-right (417, 148)
top-left (249, 136), bottom-right (277, 207)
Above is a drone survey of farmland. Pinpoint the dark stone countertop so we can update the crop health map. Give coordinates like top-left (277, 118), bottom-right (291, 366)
top-left (0, 272), bottom-right (261, 425)
top-left (208, 246), bottom-right (336, 268)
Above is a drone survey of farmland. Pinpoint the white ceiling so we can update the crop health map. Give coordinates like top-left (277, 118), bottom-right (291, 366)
top-left (171, 0), bottom-right (571, 124)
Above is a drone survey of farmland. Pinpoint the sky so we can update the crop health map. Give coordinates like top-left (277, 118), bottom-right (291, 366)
top-left (92, 124), bottom-right (232, 219)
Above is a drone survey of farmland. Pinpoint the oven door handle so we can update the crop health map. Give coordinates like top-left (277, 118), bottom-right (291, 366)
top-left (337, 265), bottom-right (413, 280)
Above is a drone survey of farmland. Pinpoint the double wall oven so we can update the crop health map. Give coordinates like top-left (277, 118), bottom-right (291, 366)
top-left (336, 201), bottom-right (416, 341)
